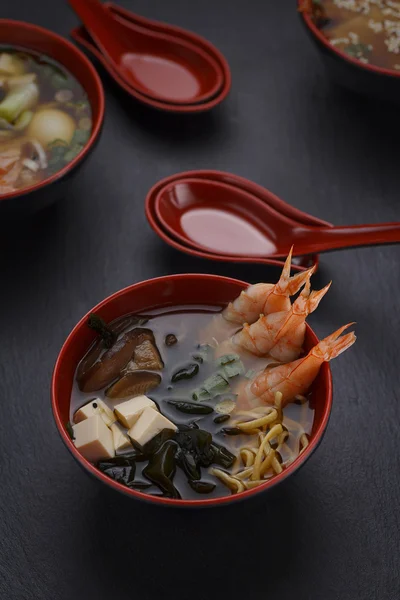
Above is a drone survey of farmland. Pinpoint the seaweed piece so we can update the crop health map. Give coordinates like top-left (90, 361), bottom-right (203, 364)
top-left (213, 414), bottom-right (231, 425)
top-left (98, 457), bottom-right (136, 486)
top-left (88, 313), bottom-right (117, 349)
top-left (143, 440), bottom-right (180, 498)
top-left (66, 421), bottom-right (75, 440)
top-left (221, 427), bottom-right (243, 436)
top-left (140, 428), bottom-right (176, 458)
top-left (167, 400), bottom-right (213, 415)
top-left (188, 480), bottom-right (216, 494)
top-left (175, 427), bottom-right (214, 468)
top-left (210, 442), bottom-right (236, 469)
top-left (171, 363), bottom-right (199, 383)
top-left (176, 449), bottom-right (201, 481)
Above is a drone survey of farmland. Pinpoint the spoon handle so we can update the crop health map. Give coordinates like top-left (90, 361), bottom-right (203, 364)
top-left (295, 222), bottom-right (400, 254)
top-left (68, 0), bottom-right (127, 60)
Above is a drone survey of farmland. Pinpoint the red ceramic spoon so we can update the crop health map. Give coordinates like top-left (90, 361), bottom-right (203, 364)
top-left (155, 178), bottom-right (400, 258)
top-left (68, 0), bottom-right (223, 105)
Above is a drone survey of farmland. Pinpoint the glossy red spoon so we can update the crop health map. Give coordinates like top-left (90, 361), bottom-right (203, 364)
top-left (68, 0), bottom-right (224, 105)
top-left (155, 178), bottom-right (400, 258)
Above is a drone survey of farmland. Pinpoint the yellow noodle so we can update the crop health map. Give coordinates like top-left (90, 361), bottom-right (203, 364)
top-left (300, 433), bottom-right (309, 454)
top-left (240, 448), bottom-right (255, 467)
top-left (236, 409), bottom-right (278, 432)
top-left (260, 450), bottom-right (275, 476)
top-left (252, 424), bottom-right (283, 480)
top-left (210, 468), bottom-right (245, 493)
top-left (244, 480), bottom-right (267, 490)
top-left (235, 467), bottom-right (254, 480)
top-left (272, 456), bottom-right (283, 474)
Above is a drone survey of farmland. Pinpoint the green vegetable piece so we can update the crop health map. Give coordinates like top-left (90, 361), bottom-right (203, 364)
top-left (0, 82), bottom-right (38, 123)
top-left (13, 110), bottom-right (33, 131)
top-left (188, 480), bottom-right (216, 494)
top-left (171, 363), bottom-right (199, 383)
top-left (203, 373), bottom-right (229, 395)
top-left (245, 369), bottom-right (257, 380)
top-left (87, 313), bottom-right (117, 349)
top-left (217, 353), bottom-right (241, 366)
top-left (66, 421), bottom-right (75, 440)
top-left (72, 128), bottom-right (90, 145)
top-left (51, 72), bottom-right (71, 90)
top-left (222, 361), bottom-right (244, 379)
top-left (168, 400), bottom-right (213, 415)
top-left (143, 440), bottom-right (180, 498)
top-left (192, 388), bottom-right (211, 401)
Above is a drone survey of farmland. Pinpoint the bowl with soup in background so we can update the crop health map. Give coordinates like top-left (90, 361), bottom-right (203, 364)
top-left (298, 0), bottom-right (400, 103)
top-left (0, 19), bottom-right (104, 219)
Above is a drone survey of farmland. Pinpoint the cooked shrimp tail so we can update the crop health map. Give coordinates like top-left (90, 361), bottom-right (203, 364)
top-left (312, 323), bottom-right (356, 361)
top-left (246, 323), bottom-right (356, 406)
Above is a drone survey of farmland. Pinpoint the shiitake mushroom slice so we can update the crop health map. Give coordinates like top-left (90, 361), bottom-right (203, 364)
top-left (106, 371), bottom-right (161, 399)
top-left (78, 327), bottom-right (159, 393)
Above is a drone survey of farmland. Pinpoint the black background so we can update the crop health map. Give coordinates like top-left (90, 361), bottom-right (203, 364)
top-left (1, 1), bottom-right (399, 599)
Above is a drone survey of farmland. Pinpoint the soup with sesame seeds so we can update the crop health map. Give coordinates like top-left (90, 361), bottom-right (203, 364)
top-left (305, 0), bottom-right (400, 72)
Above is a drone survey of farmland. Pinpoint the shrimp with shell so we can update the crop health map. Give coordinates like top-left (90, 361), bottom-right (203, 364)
top-left (230, 280), bottom-right (331, 357)
top-left (245, 324), bottom-right (356, 407)
top-left (223, 247), bottom-right (315, 325)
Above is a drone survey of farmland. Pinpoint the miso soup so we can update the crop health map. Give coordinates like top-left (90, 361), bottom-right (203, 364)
top-left (0, 46), bottom-right (92, 195)
top-left (69, 306), bottom-right (315, 500)
top-left (308, 0), bottom-right (400, 71)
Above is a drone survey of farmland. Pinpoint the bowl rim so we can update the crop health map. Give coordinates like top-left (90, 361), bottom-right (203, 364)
top-left (298, 1), bottom-right (400, 80)
top-left (0, 18), bottom-right (105, 203)
top-left (51, 273), bottom-right (333, 508)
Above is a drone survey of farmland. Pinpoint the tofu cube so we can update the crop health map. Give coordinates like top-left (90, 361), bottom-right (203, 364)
top-left (114, 395), bottom-right (156, 429)
top-left (111, 423), bottom-right (132, 453)
top-left (74, 398), bottom-right (116, 427)
top-left (73, 415), bottom-right (115, 462)
top-left (128, 407), bottom-right (177, 448)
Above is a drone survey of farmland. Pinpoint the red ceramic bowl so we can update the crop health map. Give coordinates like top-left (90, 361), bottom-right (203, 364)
top-left (298, 2), bottom-right (400, 103)
top-left (52, 274), bottom-right (333, 508)
top-left (0, 19), bottom-right (105, 219)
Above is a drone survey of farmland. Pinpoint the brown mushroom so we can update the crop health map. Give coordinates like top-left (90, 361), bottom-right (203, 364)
top-left (128, 339), bottom-right (164, 371)
top-left (78, 327), bottom-right (159, 393)
top-left (106, 371), bottom-right (162, 399)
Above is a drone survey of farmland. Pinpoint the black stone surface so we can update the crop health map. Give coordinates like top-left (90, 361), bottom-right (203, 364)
top-left (0, 1), bottom-right (399, 599)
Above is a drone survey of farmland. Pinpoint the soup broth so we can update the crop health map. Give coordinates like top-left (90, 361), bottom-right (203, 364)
top-left (70, 306), bottom-right (315, 500)
top-left (0, 46), bottom-right (92, 194)
top-left (311, 1), bottom-right (400, 71)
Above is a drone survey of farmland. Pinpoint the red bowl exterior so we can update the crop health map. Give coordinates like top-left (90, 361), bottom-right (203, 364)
top-left (0, 19), bottom-right (105, 217)
top-left (52, 274), bottom-right (333, 508)
top-left (298, 3), bottom-right (400, 103)
top-left (70, 2), bottom-right (231, 114)
top-left (145, 170), bottom-right (334, 272)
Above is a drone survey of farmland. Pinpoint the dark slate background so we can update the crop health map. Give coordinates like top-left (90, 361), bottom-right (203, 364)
top-left (0, 1), bottom-right (399, 599)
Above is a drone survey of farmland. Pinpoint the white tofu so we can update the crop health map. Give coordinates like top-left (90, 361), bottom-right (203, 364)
top-left (114, 395), bottom-right (156, 429)
top-left (74, 398), bottom-right (116, 427)
top-left (73, 415), bottom-right (115, 462)
top-left (128, 407), bottom-right (177, 448)
top-left (111, 423), bottom-right (132, 453)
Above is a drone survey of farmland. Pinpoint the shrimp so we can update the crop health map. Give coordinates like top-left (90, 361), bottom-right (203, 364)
top-left (231, 281), bottom-right (331, 357)
top-left (222, 248), bottom-right (315, 325)
top-left (268, 280), bottom-right (332, 363)
top-left (247, 324), bottom-right (356, 406)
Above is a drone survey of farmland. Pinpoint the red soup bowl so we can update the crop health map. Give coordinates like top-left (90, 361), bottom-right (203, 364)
top-left (298, 2), bottom-right (400, 103)
top-left (52, 274), bottom-right (333, 508)
top-left (0, 19), bottom-right (104, 220)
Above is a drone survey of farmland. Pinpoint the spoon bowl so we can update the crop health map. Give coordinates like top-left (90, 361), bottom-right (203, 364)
top-left (155, 178), bottom-right (400, 258)
top-left (69, 0), bottom-right (224, 105)
top-left (146, 170), bottom-right (327, 272)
